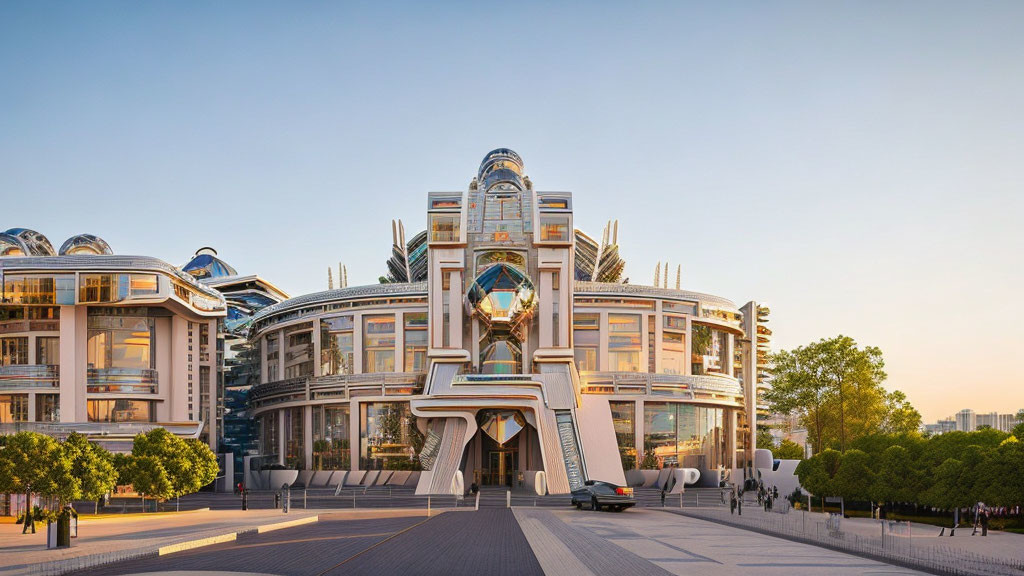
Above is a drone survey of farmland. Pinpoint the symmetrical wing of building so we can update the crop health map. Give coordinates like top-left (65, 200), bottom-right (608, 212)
top-left (0, 149), bottom-right (771, 495)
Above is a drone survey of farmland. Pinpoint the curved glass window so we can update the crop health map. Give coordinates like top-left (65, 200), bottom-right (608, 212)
top-left (643, 402), bottom-right (726, 469)
top-left (363, 315), bottom-right (395, 373)
top-left (466, 264), bottom-right (536, 327)
top-left (691, 324), bottom-right (729, 375)
top-left (321, 316), bottom-right (354, 376)
top-left (313, 404), bottom-right (350, 470)
top-left (360, 402), bottom-right (422, 470)
top-left (608, 314), bottom-right (641, 372)
top-left (404, 313), bottom-right (427, 373)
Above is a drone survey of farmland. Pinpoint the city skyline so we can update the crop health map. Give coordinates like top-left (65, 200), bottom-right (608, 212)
top-left (3, 2), bottom-right (1023, 423)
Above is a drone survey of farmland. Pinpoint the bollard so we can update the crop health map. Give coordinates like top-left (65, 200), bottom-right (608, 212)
top-left (679, 492), bottom-right (683, 509)
top-left (506, 490), bottom-right (510, 509)
top-left (304, 488), bottom-right (307, 510)
top-left (428, 495), bottom-right (431, 517)
top-left (475, 491), bottom-right (480, 511)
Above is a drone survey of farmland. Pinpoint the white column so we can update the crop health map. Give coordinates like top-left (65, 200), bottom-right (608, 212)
top-left (598, 312), bottom-right (609, 372)
top-left (170, 316), bottom-right (190, 423)
top-left (207, 319), bottom-right (219, 451)
top-left (350, 399), bottom-right (360, 470)
top-left (640, 313), bottom-right (650, 373)
top-left (352, 313), bottom-right (363, 374)
top-left (260, 332), bottom-right (268, 384)
top-left (27, 335), bottom-right (36, 365)
top-left (58, 306), bottom-right (86, 423)
top-left (539, 271), bottom-right (553, 348)
top-left (635, 400), bottom-right (644, 467)
top-left (304, 405), bottom-right (314, 470)
top-left (449, 270), bottom-right (463, 349)
top-left (27, 393), bottom-right (36, 423)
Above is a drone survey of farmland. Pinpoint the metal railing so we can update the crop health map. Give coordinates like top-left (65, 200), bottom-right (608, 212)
top-left (682, 501), bottom-right (1024, 576)
top-left (0, 364), bottom-right (59, 388)
top-left (86, 368), bottom-right (158, 394)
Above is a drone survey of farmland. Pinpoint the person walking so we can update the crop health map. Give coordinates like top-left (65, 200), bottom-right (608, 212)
top-left (981, 509), bottom-right (990, 537)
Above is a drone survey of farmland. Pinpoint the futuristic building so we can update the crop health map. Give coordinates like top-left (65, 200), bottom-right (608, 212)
top-left (0, 232), bottom-right (227, 451)
top-left (247, 149), bottom-right (770, 495)
top-left (183, 247), bottom-right (289, 485)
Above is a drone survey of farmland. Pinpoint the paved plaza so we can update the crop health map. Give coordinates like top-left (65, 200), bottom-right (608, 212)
top-left (0, 506), bottom-right (936, 576)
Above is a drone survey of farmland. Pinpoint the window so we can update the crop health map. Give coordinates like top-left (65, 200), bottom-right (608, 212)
top-left (404, 312), bottom-right (428, 373)
top-left (662, 331), bottom-right (686, 375)
top-left (608, 314), bottom-right (641, 372)
top-left (363, 315), bottom-right (395, 373)
top-left (610, 401), bottom-right (636, 470)
top-left (0, 337), bottom-right (28, 366)
top-left (265, 333), bottom-right (279, 380)
top-left (260, 411), bottom-right (279, 460)
top-left (36, 337), bottom-right (59, 366)
top-left (360, 402), bottom-right (422, 470)
top-left (643, 402), bottom-right (725, 469)
top-left (313, 404), bottom-right (350, 470)
top-left (429, 214), bottom-right (461, 243)
top-left (87, 315), bottom-right (154, 371)
top-left (130, 275), bottom-right (159, 296)
top-left (35, 394), bottom-right (59, 422)
top-left (691, 324), bottom-right (729, 375)
top-left (551, 272), bottom-right (560, 347)
top-left (0, 394), bottom-right (28, 422)
top-left (321, 316), bottom-right (354, 376)
top-left (573, 314), bottom-right (599, 371)
top-left (80, 274), bottom-right (124, 303)
top-left (284, 407), bottom-right (304, 469)
top-left (539, 215), bottom-right (570, 242)
top-left (0, 275), bottom-right (74, 305)
top-left (87, 399), bottom-right (154, 423)
top-left (283, 323), bottom-right (313, 379)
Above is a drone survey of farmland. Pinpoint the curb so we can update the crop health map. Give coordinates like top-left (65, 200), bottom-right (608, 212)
top-left (24, 514), bottom-right (321, 576)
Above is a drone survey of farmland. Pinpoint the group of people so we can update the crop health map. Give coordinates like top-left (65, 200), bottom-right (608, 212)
top-left (757, 482), bottom-right (779, 512)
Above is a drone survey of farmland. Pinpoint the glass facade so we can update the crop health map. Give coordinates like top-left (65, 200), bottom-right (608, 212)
top-left (260, 410), bottom-right (279, 461)
top-left (87, 399), bottom-right (155, 423)
top-left (284, 406), bottom-right (304, 469)
top-left (265, 333), bottom-right (279, 380)
top-left (321, 316), bottom-right (354, 376)
top-left (609, 401), bottom-right (636, 470)
top-left (0, 337), bottom-right (28, 366)
top-left (312, 404), bottom-right (350, 470)
top-left (403, 312), bottom-right (428, 372)
top-left (35, 393), bottom-right (58, 422)
top-left (691, 324), bottom-right (729, 376)
top-left (36, 337), bottom-right (59, 366)
top-left (643, 402), bottom-right (726, 470)
top-left (573, 313), bottom-right (598, 371)
top-left (283, 322), bottom-right (313, 379)
top-left (608, 314), bottom-right (641, 371)
top-left (87, 314), bottom-right (154, 371)
top-left (360, 402), bottom-right (421, 470)
top-left (0, 394), bottom-right (28, 422)
top-left (429, 214), bottom-right (460, 243)
top-left (363, 315), bottom-right (395, 373)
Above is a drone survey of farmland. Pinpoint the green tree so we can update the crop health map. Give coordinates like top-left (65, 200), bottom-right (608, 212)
top-left (124, 455), bottom-right (174, 505)
top-left (767, 336), bottom-right (914, 454)
top-left (181, 439), bottom-right (219, 494)
top-left (61, 433), bottom-right (118, 503)
top-left (795, 448), bottom-right (842, 497)
top-left (756, 425), bottom-right (774, 450)
top-left (0, 432), bottom-right (62, 522)
top-left (127, 429), bottom-right (218, 502)
top-left (832, 449), bottom-right (874, 502)
top-left (870, 445), bottom-right (915, 504)
top-left (773, 439), bottom-right (805, 460)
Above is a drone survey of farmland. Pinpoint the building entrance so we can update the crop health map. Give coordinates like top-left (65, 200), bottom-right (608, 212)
top-left (484, 447), bottom-right (518, 487)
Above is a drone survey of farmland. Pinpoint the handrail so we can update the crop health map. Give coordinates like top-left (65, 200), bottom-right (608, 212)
top-left (0, 364), bottom-right (59, 388)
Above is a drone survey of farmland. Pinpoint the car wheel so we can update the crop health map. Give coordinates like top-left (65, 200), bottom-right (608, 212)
top-left (591, 496), bottom-right (600, 511)
top-left (575, 501), bottom-right (582, 510)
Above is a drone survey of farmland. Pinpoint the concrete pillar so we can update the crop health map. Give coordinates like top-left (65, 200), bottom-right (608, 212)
top-left (58, 306), bottom-right (86, 423)
top-left (154, 317), bottom-right (172, 421)
top-left (350, 399), bottom-right (360, 470)
top-left (207, 319), bottom-right (219, 451)
top-left (27, 335), bottom-right (36, 365)
top-left (635, 400), bottom-right (645, 468)
top-left (449, 270), bottom-right (463, 349)
top-left (539, 271), bottom-right (553, 348)
top-left (352, 313), bottom-right (363, 374)
top-left (27, 393), bottom-right (36, 423)
top-left (728, 409), bottom-right (738, 471)
top-left (170, 316), bottom-right (190, 422)
top-left (304, 405), bottom-right (314, 470)
top-left (598, 312), bottom-right (609, 372)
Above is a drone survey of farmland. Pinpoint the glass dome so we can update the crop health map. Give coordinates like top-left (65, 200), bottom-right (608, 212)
top-left (465, 263), bottom-right (536, 327)
top-left (0, 233), bottom-right (29, 257)
top-left (4, 228), bottom-right (55, 256)
top-left (183, 247), bottom-right (238, 279)
top-left (59, 234), bottom-right (113, 255)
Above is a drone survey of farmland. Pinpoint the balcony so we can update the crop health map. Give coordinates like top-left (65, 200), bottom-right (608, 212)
top-left (249, 372), bottom-right (426, 411)
top-left (87, 368), bottom-right (158, 394)
top-left (0, 365), bottom-right (59, 388)
top-left (578, 371), bottom-right (745, 400)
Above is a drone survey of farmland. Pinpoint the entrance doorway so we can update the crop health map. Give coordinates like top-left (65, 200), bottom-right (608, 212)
top-left (485, 448), bottom-right (517, 487)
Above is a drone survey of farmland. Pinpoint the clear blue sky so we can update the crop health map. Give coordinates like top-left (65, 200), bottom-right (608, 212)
top-left (2, 1), bottom-right (1022, 422)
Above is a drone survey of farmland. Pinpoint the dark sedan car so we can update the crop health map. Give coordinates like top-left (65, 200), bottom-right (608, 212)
top-left (571, 480), bottom-right (635, 512)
